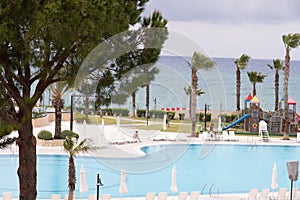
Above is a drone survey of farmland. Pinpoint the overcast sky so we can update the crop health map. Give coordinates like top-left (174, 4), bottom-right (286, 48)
top-left (143, 0), bottom-right (300, 60)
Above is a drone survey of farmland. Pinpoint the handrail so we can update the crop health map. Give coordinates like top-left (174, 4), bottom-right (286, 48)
top-left (201, 183), bottom-right (210, 195)
top-left (209, 182), bottom-right (219, 197)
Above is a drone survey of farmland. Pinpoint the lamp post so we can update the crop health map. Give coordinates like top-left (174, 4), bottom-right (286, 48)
top-left (287, 161), bottom-right (298, 200)
top-left (96, 174), bottom-right (104, 200)
top-left (204, 104), bottom-right (209, 131)
top-left (70, 94), bottom-right (83, 131)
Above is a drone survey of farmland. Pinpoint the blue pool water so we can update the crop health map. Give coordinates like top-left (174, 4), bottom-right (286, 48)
top-left (2, 144), bottom-right (300, 199)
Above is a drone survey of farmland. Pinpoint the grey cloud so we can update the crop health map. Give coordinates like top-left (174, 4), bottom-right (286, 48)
top-left (143, 0), bottom-right (300, 24)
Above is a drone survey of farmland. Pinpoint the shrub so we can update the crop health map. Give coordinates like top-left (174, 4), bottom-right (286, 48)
top-left (37, 130), bottom-right (53, 140)
top-left (198, 112), bottom-right (205, 121)
top-left (149, 110), bottom-right (166, 119)
top-left (205, 113), bottom-right (212, 122)
top-left (137, 109), bottom-right (146, 117)
top-left (167, 112), bottom-right (175, 120)
top-left (111, 108), bottom-right (130, 116)
top-left (61, 130), bottom-right (79, 139)
top-left (179, 113), bottom-right (185, 120)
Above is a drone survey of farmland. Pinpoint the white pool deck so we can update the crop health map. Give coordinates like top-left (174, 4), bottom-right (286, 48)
top-left (2, 121), bottom-right (300, 200)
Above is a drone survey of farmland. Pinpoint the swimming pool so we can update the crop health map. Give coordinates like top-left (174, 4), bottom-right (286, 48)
top-left (1, 144), bottom-right (300, 199)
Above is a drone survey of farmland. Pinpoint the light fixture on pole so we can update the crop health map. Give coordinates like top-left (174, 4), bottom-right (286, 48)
top-left (287, 160), bottom-right (298, 200)
top-left (96, 173), bottom-right (104, 200)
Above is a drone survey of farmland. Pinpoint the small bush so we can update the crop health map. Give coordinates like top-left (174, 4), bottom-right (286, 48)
top-left (167, 112), bottom-right (175, 120)
top-left (111, 108), bottom-right (130, 116)
top-left (37, 130), bottom-right (53, 140)
top-left (198, 112), bottom-right (205, 121)
top-left (179, 113), bottom-right (185, 120)
top-left (205, 113), bottom-right (212, 122)
top-left (137, 109), bottom-right (146, 117)
top-left (61, 130), bottom-right (79, 139)
top-left (149, 110), bottom-right (166, 119)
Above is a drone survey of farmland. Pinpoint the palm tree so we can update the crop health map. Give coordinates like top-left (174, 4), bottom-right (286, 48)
top-left (247, 71), bottom-right (267, 96)
top-left (184, 85), bottom-right (205, 118)
top-left (64, 136), bottom-right (97, 200)
top-left (50, 82), bottom-right (70, 139)
top-left (190, 52), bottom-right (215, 136)
top-left (235, 54), bottom-right (251, 111)
top-left (282, 33), bottom-right (300, 138)
top-left (267, 59), bottom-right (283, 111)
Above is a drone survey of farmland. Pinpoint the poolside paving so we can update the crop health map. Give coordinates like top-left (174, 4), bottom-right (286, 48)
top-left (3, 121), bottom-right (300, 199)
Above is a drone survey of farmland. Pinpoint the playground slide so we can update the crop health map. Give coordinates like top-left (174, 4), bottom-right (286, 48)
top-left (222, 114), bottom-right (251, 130)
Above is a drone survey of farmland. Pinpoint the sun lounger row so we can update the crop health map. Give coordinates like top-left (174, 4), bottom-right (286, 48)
top-left (152, 132), bottom-right (188, 142)
top-left (243, 188), bottom-right (300, 200)
top-left (146, 191), bottom-right (200, 200)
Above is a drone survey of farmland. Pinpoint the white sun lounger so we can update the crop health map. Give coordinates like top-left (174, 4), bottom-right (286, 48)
top-left (188, 191), bottom-right (200, 200)
top-left (51, 194), bottom-right (61, 200)
top-left (243, 188), bottom-right (258, 200)
top-left (157, 192), bottom-right (168, 200)
top-left (145, 192), bottom-right (155, 200)
top-left (101, 194), bottom-right (111, 200)
top-left (222, 131), bottom-right (229, 141)
top-left (259, 188), bottom-right (269, 200)
top-left (87, 194), bottom-right (97, 200)
top-left (2, 192), bottom-right (13, 200)
top-left (287, 188), bottom-right (298, 200)
top-left (178, 192), bottom-right (188, 200)
top-left (276, 188), bottom-right (287, 200)
top-left (229, 131), bottom-right (238, 141)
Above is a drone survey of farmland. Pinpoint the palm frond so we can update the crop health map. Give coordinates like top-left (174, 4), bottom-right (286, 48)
top-left (192, 52), bottom-right (215, 71)
top-left (235, 53), bottom-right (251, 69)
top-left (282, 33), bottom-right (300, 49)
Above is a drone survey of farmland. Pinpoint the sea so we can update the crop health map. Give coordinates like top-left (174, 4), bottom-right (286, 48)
top-left (126, 55), bottom-right (300, 113)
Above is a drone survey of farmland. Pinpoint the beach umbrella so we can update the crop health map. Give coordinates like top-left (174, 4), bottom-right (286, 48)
top-left (80, 165), bottom-right (88, 200)
top-left (170, 165), bottom-right (178, 200)
top-left (119, 167), bottom-right (128, 200)
top-left (217, 115), bottom-right (222, 132)
top-left (271, 163), bottom-right (278, 195)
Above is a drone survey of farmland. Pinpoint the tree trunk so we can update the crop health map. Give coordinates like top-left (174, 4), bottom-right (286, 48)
top-left (17, 109), bottom-right (37, 200)
top-left (275, 71), bottom-right (279, 111)
top-left (253, 83), bottom-right (256, 96)
top-left (191, 68), bottom-right (198, 136)
top-left (236, 68), bottom-right (241, 111)
top-left (84, 94), bottom-right (89, 119)
top-left (54, 99), bottom-right (63, 139)
top-left (146, 84), bottom-right (150, 119)
top-left (132, 92), bottom-right (136, 117)
top-left (283, 48), bottom-right (290, 139)
top-left (68, 156), bottom-right (76, 200)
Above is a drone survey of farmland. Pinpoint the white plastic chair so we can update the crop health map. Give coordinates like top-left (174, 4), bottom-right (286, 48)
top-left (222, 131), bottom-right (229, 141)
top-left (276, 188), bottom-right (287, 200)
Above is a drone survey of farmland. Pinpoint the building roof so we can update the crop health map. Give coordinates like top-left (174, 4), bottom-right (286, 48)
top-left (288, 96), bottom-right (296, 105)
top-left (250, 95), bottom-right (260, 103)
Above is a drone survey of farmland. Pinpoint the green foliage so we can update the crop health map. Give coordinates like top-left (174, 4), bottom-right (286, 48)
top-left (37, 130), bottom-right (53, 140)
top-left (61, 130), bottom-right (79, 139)
top-left (149, 110), bottom-right (166, 119)
top-left (167, 112), bottom-right (175, 120)
top-left (137, 109), bottom-right (146, 117)
top-left (205, 113), bottom-right (212, 122)
top-left (197, 112), bottom-right (205, 121)
top-left (32, 112), bottom-right (47, 119)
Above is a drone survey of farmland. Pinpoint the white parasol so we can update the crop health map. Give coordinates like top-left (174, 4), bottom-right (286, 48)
top-left (171, 165), bottom-right (178, 200)
top-left (271, 163), bottom-right (278, 196)
top-left (80, 164), bottom-right (88, 200)
top-left (119, 167), bottom-right (128, 200)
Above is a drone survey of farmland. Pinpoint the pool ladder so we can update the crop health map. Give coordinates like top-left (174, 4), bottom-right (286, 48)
top-left (201, 182), bottom-right (219, 197)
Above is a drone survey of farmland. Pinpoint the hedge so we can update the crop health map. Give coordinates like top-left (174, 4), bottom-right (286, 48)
top-left (137, 109), bottom-right (146, 117)
top-left (37, 130), bottom-right (53, 140)
top-left (102, 108), bottom-right (130, 116)
top-left (149, 110), bottom-right (166, 119)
